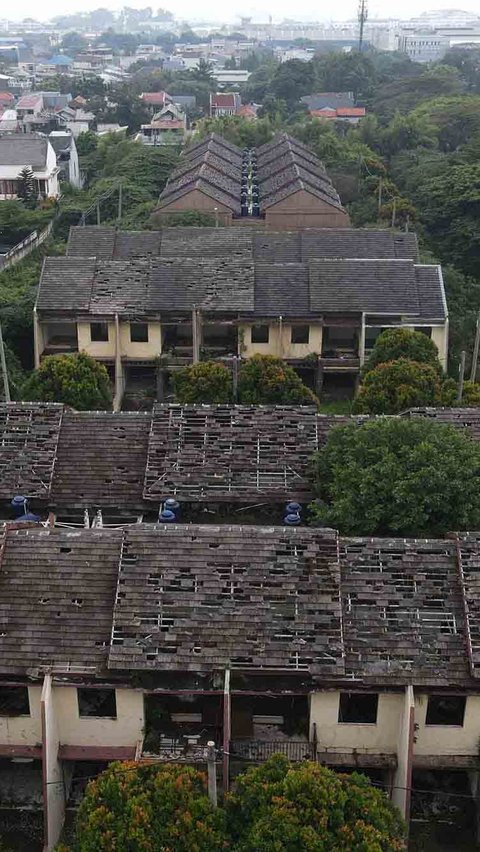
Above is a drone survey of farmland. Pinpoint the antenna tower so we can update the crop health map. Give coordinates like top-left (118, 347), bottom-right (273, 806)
top-left (358, 0), bottom-right (368, 52)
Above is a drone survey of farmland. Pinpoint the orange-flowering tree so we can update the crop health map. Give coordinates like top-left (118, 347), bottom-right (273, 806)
top-left (71, 761), bottom-right (227, 852)
top-left (225, 755), bottom-right (406, 851)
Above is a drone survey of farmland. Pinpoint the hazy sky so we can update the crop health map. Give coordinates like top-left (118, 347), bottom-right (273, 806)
top-left (6, 0), bottom-right (480, 25)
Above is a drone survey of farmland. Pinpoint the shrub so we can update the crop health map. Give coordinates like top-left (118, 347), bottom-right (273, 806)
top-left (238, 355), bottom-right (318, 405)
top-left (309, 417), bottom-right (480, 535)
top-left (172, 361), bottom-right (232, 403)
top-left (353, 358), bottom-right (443, 414)
top-left (22, 352), bottom-right (112, 410)
top-left (366, 328), bottom-right (440, 370)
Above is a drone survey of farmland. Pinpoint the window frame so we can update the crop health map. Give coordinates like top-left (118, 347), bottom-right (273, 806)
top-left (251, 324), bottom-right (270, 344)
top-left (425, 695), bottom-right (466, 727)
top-left (130, 322), bottom-right (149, 343)
top-left (0, 686), bottom-right (30, 717)
top-left (338, 692), bottom-right (379, 725)
top-left (89, 322), bottom-right (109, 343)
top-left (291, 325), bottom-right (310, 345)
top-left (77, 687), bottom-right (117, 719)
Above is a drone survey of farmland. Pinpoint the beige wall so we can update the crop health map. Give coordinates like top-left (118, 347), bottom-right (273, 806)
top-left (42, 674), bottom-right (65, 851)
top-left (77, 321), bottom-right (162, 360)
top-left (239, 322), bottom-right (322, 359)
top-left (265, 189), bottom-right (350, 231)
top-left (431, 325), bottom-right (448, 371)
top-left (0, 686), bottom-right (42, 746)
top-left (55, 686), bottom-right (144, 748)
top-left (153, 189), bottom-right (233, 225)
top-left (310, 691), bottom-right (403, 754)
top-left (414, 694), bottom-right (480, 756)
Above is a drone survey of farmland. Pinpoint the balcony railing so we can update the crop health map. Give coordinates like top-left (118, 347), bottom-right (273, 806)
top-left (230, 739), bottom-right (315, 763)
top-left (142, 737), bottom-right (209, 762)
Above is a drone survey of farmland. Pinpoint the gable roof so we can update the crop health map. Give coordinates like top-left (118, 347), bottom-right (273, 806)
top-left (301, 92), bottom-right (355, 110)
top-left (0, 135), bottom-right (49, 169)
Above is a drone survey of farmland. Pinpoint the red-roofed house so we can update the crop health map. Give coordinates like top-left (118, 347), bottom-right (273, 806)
top-left (0, 92), bottom-right (14, 107)
top-left (210, 92), bottom-right (241, 118)
top-left (236, 103), bottom-right (257, 121)
top-left (310, 106), bottom-right (366, 124)
top-left (140, 91), bottom-right (172, 114)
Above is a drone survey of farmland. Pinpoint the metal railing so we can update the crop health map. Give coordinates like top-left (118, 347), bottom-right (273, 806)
top-left (230, 739), bottom-right (315, 763)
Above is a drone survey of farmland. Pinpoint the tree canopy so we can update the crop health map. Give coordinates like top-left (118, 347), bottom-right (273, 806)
top-left (23, 352), bottom-right (112, 410)
top-left (366, 328), bottom-right (440, 371)
top-left (238, 355), bottom-right (318, 406)
top-left (310, 418), bottom-right (480, 536)
top-left (173, 361), bottom-right (232, 404)
top-left (354, 359), bottom-right (444, 414)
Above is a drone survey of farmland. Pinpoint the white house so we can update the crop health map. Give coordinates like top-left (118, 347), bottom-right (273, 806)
top-left (0, 135), bottom-right (60, 199)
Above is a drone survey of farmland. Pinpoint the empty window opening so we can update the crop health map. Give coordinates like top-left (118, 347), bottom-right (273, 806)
top-left (291, 325), bottom-right (310, 344)
top-left (251, 325), bottom-right (269, 344)
top-left (78, 688), bottom-right (117, 718)
top-left (0, 687), bottom-right (30, 716)
top-left (90, 322), bottom-right (109, 342)
top-left (338, 692), bottom-right (378, 724)
top-left (425, 696), bottom-right (466, 726)
top-left (130, 323), bottom-right (149, 343)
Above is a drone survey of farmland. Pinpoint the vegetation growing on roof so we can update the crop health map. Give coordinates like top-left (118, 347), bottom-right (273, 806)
top-left (310, 418), bottom-right (480, 536)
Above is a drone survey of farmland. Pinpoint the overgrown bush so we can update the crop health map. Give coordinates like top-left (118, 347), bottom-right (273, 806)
top-left (172, 361), bottom-right (232, 403)
top-left (23, 352), bottom-right (112, 410)
top-left (353, 358), bottom-right (443, 414)
top-left (366, 328), bottom-right (440, 371)
top-left (238, 355), bottom-right (318, 406)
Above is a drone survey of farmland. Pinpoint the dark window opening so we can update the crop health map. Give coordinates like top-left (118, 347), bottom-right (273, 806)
top-left (322, 326), bottom-right (358, 355)
top-left (426, 695), bottom-right (465, 726)
top-left (0, 686), bottom-right (30, 716)
top-left (338, 692), bottom-right (378, 724)
top-left (78, 688), bottom-right (117, 718)
top-left (414, 326), bottom-right (432, 337)
top-left (291, 325), bottom-right (310, 344)
top-left (130, 323), bottom-right (149, 343)
top-left (251, 325), bottom-right (269, 344)
top-left (90, 322), bottom-right (109, 342)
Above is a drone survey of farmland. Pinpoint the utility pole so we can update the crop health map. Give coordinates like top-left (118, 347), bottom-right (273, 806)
top-left (470, 311), bottom-right (480, 383)
top-left (358, 0), bottom-right (368, 52)
top-left (96, 201), bottom-right (101, 226)
top-left (391, 197), bottom-right (397, 229)
top-left (117, 183), bottom-right (123, 222)
top-left (206, 741), bottom-right (217, 806)
top-left (377, 177), bottom-right (383, 216)
top-left (458, 350), bottom-right (466, 403)
top-left (0, 322), bottom-right (11, 403)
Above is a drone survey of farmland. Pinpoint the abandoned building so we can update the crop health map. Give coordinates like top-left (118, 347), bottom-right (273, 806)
top-left (153, 132), bottom-right (350, 229)
top-left (34, 224), bottom-right (448, 406)
top-left (0, 520), bottom-right (478, 848)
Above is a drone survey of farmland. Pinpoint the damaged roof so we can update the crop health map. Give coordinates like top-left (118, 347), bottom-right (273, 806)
top-left (0, 521), bottom-right (475, 688)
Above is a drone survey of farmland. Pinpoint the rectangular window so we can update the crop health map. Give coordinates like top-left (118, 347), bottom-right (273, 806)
top-left (251, 325), bottom-right (269, 344)
top-left (78, 688), bottom-right (117, 718)
top-left (90, 322), bottom-right (109, 342)
top-left (414, 327), bottom-right (432, 337)
top-left (425, 696), bottom-right (465, 726)
top-left (291, 325), bottom-right (310, 345)
top-left (0, 687), bottom-right (30, 716)
top-left (130, 322), bottom-right (149, 343)
top-left (338, 692), bottom-right (378, 724)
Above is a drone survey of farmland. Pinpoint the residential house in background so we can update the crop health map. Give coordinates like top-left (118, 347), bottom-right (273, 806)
top-left (48, 131), bottom-right (82, 188)
top-left (137, 102), bottom-right (187, 146)
top-left (310, 106), bottom-right (366, 123)
top-left (209, 91), bottom-right (241, 117)
top-left (300, 91), bottom-right (356, 111)
top-left (154, 133), bottom-right (350, 229)
top-left (0, 135), bottom-right (59, 199)
top-left (34, 225), bottom-right (447, 403)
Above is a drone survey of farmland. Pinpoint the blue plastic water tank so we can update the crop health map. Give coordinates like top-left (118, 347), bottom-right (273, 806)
top-left (11, 496), bottom-right (27, 517)
top-left (15, 512), bottom-right (41, 523)
top-left (284, 512), bottom-right (301, 526)
top-left (286, 502), bottom-right (302, 515)
top-left (159, 509), bottom-right (176, 523)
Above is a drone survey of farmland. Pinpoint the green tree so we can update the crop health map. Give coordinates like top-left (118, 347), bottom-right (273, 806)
top-left (16, 167), bottom-right (37, 208)
top-left (191, 58), bottom-right (215, 83)
top-left (72, 761), bottom-right (226, 851)
top-left (353, 359), bottom-right (443, 414)
top-left (23, 352), bottom-right (112, 410)
top-left (310, 418), bottom-right (480, 535)
top-left (75, 131), bottom-right (98, 157)
top-left (238, 355), bottom-right (318, 405)
top-left (270, 59), bottom-right (316, 103)
top-left (315, 51), bottom-right (377, 100)
top-left (172, 361), bottom-right (232, 404)
top-left (366, 328), bottom-right (440, 371)
top-left (226, 755), bottom-right (405, 851)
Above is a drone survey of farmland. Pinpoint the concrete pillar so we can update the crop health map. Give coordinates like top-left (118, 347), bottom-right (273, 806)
top-left (33, 307), bottom-right (41, 369)
top-left (315, 357), bottom-right (324, 398)
top-left (223, 669), bottom-right (231, 793)
top-left (392, 685), bottom-right (415, 829)
top-left (359, 312), bottom-right (366, 368)
top-left (192, 308), bottom-right (201, 364)
top-left (156, 365), bottom-right (165, 402)
top-left (41, 675), bottom-right (65, 851)
top-left (113, 313), bottom-right (123, 412)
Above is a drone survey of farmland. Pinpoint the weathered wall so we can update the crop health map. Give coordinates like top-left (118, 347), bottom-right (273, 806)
top-left (0, 686), bottom-right (42, 746)
top-left (77, 321), bottom-right (162, 360)
top-left (239, 322), bottom-right (323, 359)
top-left (309, 691), bottom-right (403, 753)
top-left (264, 190), bottom-right (350, 230)
top-left (414, 694), bottom-right (480, 756)
top-left (55, 687), bottom-right (144, 747)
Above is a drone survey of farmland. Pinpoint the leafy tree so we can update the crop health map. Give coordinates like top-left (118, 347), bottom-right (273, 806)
top-left (75, 131), bottom-right (98, 157)
top-left (310, 418), bottom-right (480, 536)
top-left (371, 65), bottom-right (464, 122)
top-left (270, 59), bottom-right (316, 103)
top-left (172, 361), bottom-right (232, 404)
top-left (23, 352), bottom-right (112, 410)
top-left (60, 31), bottom-right (87, 55)
top-left (71, 761), bottom-right (226, 851)
top-left (238, 355), bottom-right (318, 405)
top-left (366, 328), bottom-right (440, 371)
top-left (16, 167), bottom-right (37, 208)
top-left (226, 755), bottom-right (405, 851)
top-left (410, 94), bottom-right (480, 152)
top-left (353, 359), bottom-right (443, 414)
top-left (0, 201), bottom-right (51, 245)
top-left (191, 58), bottom-right (215, 83)
top-left (315, 51), bottom-right (378, 100)
top-left (442, 46), bottom-right (480, 93)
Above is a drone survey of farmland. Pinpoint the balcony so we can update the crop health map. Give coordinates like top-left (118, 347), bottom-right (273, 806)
top-left (230, 739), bottom-right (315, 763)
top-left (142, 694), bottom-right (222, 762)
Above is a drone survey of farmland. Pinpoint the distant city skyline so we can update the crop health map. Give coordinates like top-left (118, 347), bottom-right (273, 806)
top-left (3, 0), bottom-right (480, 25)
